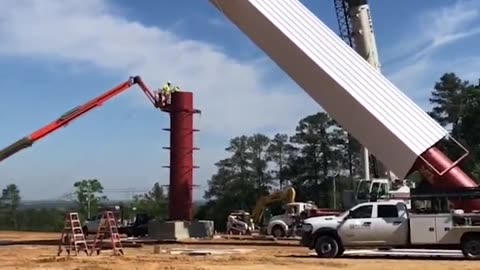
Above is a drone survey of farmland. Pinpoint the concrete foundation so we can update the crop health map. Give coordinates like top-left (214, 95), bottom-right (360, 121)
top-left (148, 220), bottom-right (190, 241)
top-left (147, 220), bottom-right (214, 241)
top-left (189, 220), bottom-right (215, 239)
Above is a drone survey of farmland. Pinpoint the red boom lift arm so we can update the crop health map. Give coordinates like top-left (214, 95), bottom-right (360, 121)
top-left (0, 76), bottom-right (159, 162)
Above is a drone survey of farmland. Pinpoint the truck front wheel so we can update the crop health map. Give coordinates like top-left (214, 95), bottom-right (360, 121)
top-left (461, 236), bottom-right (480, 259)
top-left (272, 225), bottom-right (285, 238)
top-left (314, 235), bottom-right (342, 258)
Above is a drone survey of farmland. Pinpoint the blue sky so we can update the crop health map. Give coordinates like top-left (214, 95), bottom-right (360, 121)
top-left (1, 0), bottom-right (480, 201)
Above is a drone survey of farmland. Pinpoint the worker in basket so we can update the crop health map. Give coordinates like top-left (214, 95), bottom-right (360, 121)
top-left (167, 85), bottom-right (181, 104)
top-left (160, 81), bottom-right (172, 107)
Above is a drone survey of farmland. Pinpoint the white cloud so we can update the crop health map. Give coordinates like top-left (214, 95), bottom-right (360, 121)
top-left (0, 0), bottom-right (320, 200)
top-left (384, 0), bottom-right (480, 65)
top-left (0, 0), bottom-right (317, 139)
top-left (385, 0), bottom-right (480, 98)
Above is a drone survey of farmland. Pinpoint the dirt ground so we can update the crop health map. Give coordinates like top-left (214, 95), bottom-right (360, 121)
top-left (0, 231), bottom-right (478, 270)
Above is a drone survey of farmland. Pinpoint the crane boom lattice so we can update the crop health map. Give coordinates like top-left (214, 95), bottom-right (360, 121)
top-left (333, 0), bottom-right (355, 48)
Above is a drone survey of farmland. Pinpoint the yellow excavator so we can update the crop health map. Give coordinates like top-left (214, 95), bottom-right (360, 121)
top-left (226, 187), bottom-right (342, 237)
top-left (226, 187), bottom-right (298, 236)
top-left (252, 187), bottom-right (348, 237)
top-left (251, 187), bottom-right (296, 227)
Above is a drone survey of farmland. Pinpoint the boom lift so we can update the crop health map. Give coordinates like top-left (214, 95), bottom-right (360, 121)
top-left (0, 76), bottom-right (160, 162)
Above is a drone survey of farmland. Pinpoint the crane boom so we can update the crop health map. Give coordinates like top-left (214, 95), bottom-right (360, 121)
top-left (335, 0), bottom-right (395, 180)
top-left (333, 0), bottom-right (355, 48)
top-left (0, 76), bottom-right (158, 162)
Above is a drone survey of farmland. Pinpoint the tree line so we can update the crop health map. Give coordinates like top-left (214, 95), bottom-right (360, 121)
top-left (195, 72), bottom-right (480, 230)
top-left (0, 180), bottom-right (168, 232)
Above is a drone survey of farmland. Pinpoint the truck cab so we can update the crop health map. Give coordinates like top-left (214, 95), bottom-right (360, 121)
top-left (267, 202), bottom-right (317, 237)
top-left (82, 214), bottom-right (103, 235)
top-left (300, 201), bottom-right (410, 257)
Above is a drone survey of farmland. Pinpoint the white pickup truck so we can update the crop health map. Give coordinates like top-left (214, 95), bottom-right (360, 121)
top-left (300, 200), bottom-right (480, 259)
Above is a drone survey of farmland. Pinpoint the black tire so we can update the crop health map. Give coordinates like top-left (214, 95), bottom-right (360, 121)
top-left (461, 236), bottom-right (480, 259)
top-left (272, 225), bottom-right (285, 238)
top-left (314, 235), bottom-right (341, 258)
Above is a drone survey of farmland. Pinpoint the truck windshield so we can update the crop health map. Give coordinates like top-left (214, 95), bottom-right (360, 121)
top-left (356, 180), bottom-right (371, 200)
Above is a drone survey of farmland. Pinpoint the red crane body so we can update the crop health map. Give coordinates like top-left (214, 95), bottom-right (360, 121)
top-left (0, 76), bottom-right (158, 162)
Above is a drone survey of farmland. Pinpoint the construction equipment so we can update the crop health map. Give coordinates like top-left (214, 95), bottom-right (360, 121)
top-left (0, 76), bottom-right (159, 163)
top-left (57, 212), bottom-right (89, 256)
top-left (121, 213), bottom-right (153, 238)
top-left (90, 211), bottom-right (124, 256)
top-left (251, 187), bottom-right (296, 228)
top-left (226, 210), bottom-right (254, 235)
top-left (334, 0), bottom-right (399, 184)
top-left (267, 202), bottom-right (320, 238)
top-left (250, 187), bottom-right (340, 237)
top-left (355, 178), bottom-right (412, 206)
top-left (301, 186), bottom-right (480, 259)
top-left (209, 0), bottom-right (480, 212)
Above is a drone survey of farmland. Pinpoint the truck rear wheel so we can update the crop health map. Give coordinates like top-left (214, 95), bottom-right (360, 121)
top-left (461, 236), bottom-right (480, 259)
top-left (314, 235), bottom-right (341, 258)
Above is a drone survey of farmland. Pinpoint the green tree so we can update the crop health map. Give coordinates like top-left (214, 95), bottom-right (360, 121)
top-left (429, 72), bottom-right (470, 128)
top-left (267, 133), bottom-right (297, 189)
top-left (202, 134), bottom-right (274, 230)
top-left (0, 184), bottom-right (21, 229)
top-left (247, 133), bottom-right (273, 192)
top-left (288, 113), bottom-right (336, 203)
top-left (132, 182), bottom-right (168, 219)
top-left (73, 179), bottom-right (106, 219)
top-left (428, 73), bottom-right (480, 180)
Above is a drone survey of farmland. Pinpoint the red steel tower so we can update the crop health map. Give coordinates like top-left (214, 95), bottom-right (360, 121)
top-left (162, 91), bottom-right (200, 221)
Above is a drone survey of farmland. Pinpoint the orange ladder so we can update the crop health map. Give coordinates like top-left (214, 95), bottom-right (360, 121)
top-left (89, 211), bottom-right (124, 256)
top-left (57, 212), bottom-right (89, 256)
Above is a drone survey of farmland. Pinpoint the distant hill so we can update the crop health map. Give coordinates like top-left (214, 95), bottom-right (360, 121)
top-left (19, 199), bottom-right (208, 210)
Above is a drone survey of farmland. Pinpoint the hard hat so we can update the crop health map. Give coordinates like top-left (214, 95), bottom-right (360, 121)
top-left (167, 81), bottom-right (171, 84)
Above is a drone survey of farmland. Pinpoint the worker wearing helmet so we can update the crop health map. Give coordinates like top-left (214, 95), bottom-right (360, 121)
top-left (161, 81), bottom-right (172, 106)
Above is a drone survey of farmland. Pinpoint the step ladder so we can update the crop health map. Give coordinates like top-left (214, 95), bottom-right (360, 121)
top-left (89, 211), bottom-right (124, 256)
top-left (57, 212), bottom-right (89, 256)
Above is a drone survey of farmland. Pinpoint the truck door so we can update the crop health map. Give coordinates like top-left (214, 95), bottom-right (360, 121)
top-left (337, 204), bottom-right (376, 246)
top-left (373, 203), bottom-right (409, 246)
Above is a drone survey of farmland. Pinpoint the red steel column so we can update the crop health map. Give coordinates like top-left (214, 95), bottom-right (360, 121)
top-left (162, 91), bottom-right (199, 221)
top-left (413, 146), bottom-right (480, 212)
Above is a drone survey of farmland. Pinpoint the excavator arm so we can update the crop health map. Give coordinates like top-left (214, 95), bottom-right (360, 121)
top-left (251, 187), bottom-right (296, 225)
top-left (0, 76), bottom-right (158, 163)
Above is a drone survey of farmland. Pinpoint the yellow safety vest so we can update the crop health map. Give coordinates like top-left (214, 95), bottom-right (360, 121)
top-left (162, 84), bottom-right (171, 93)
